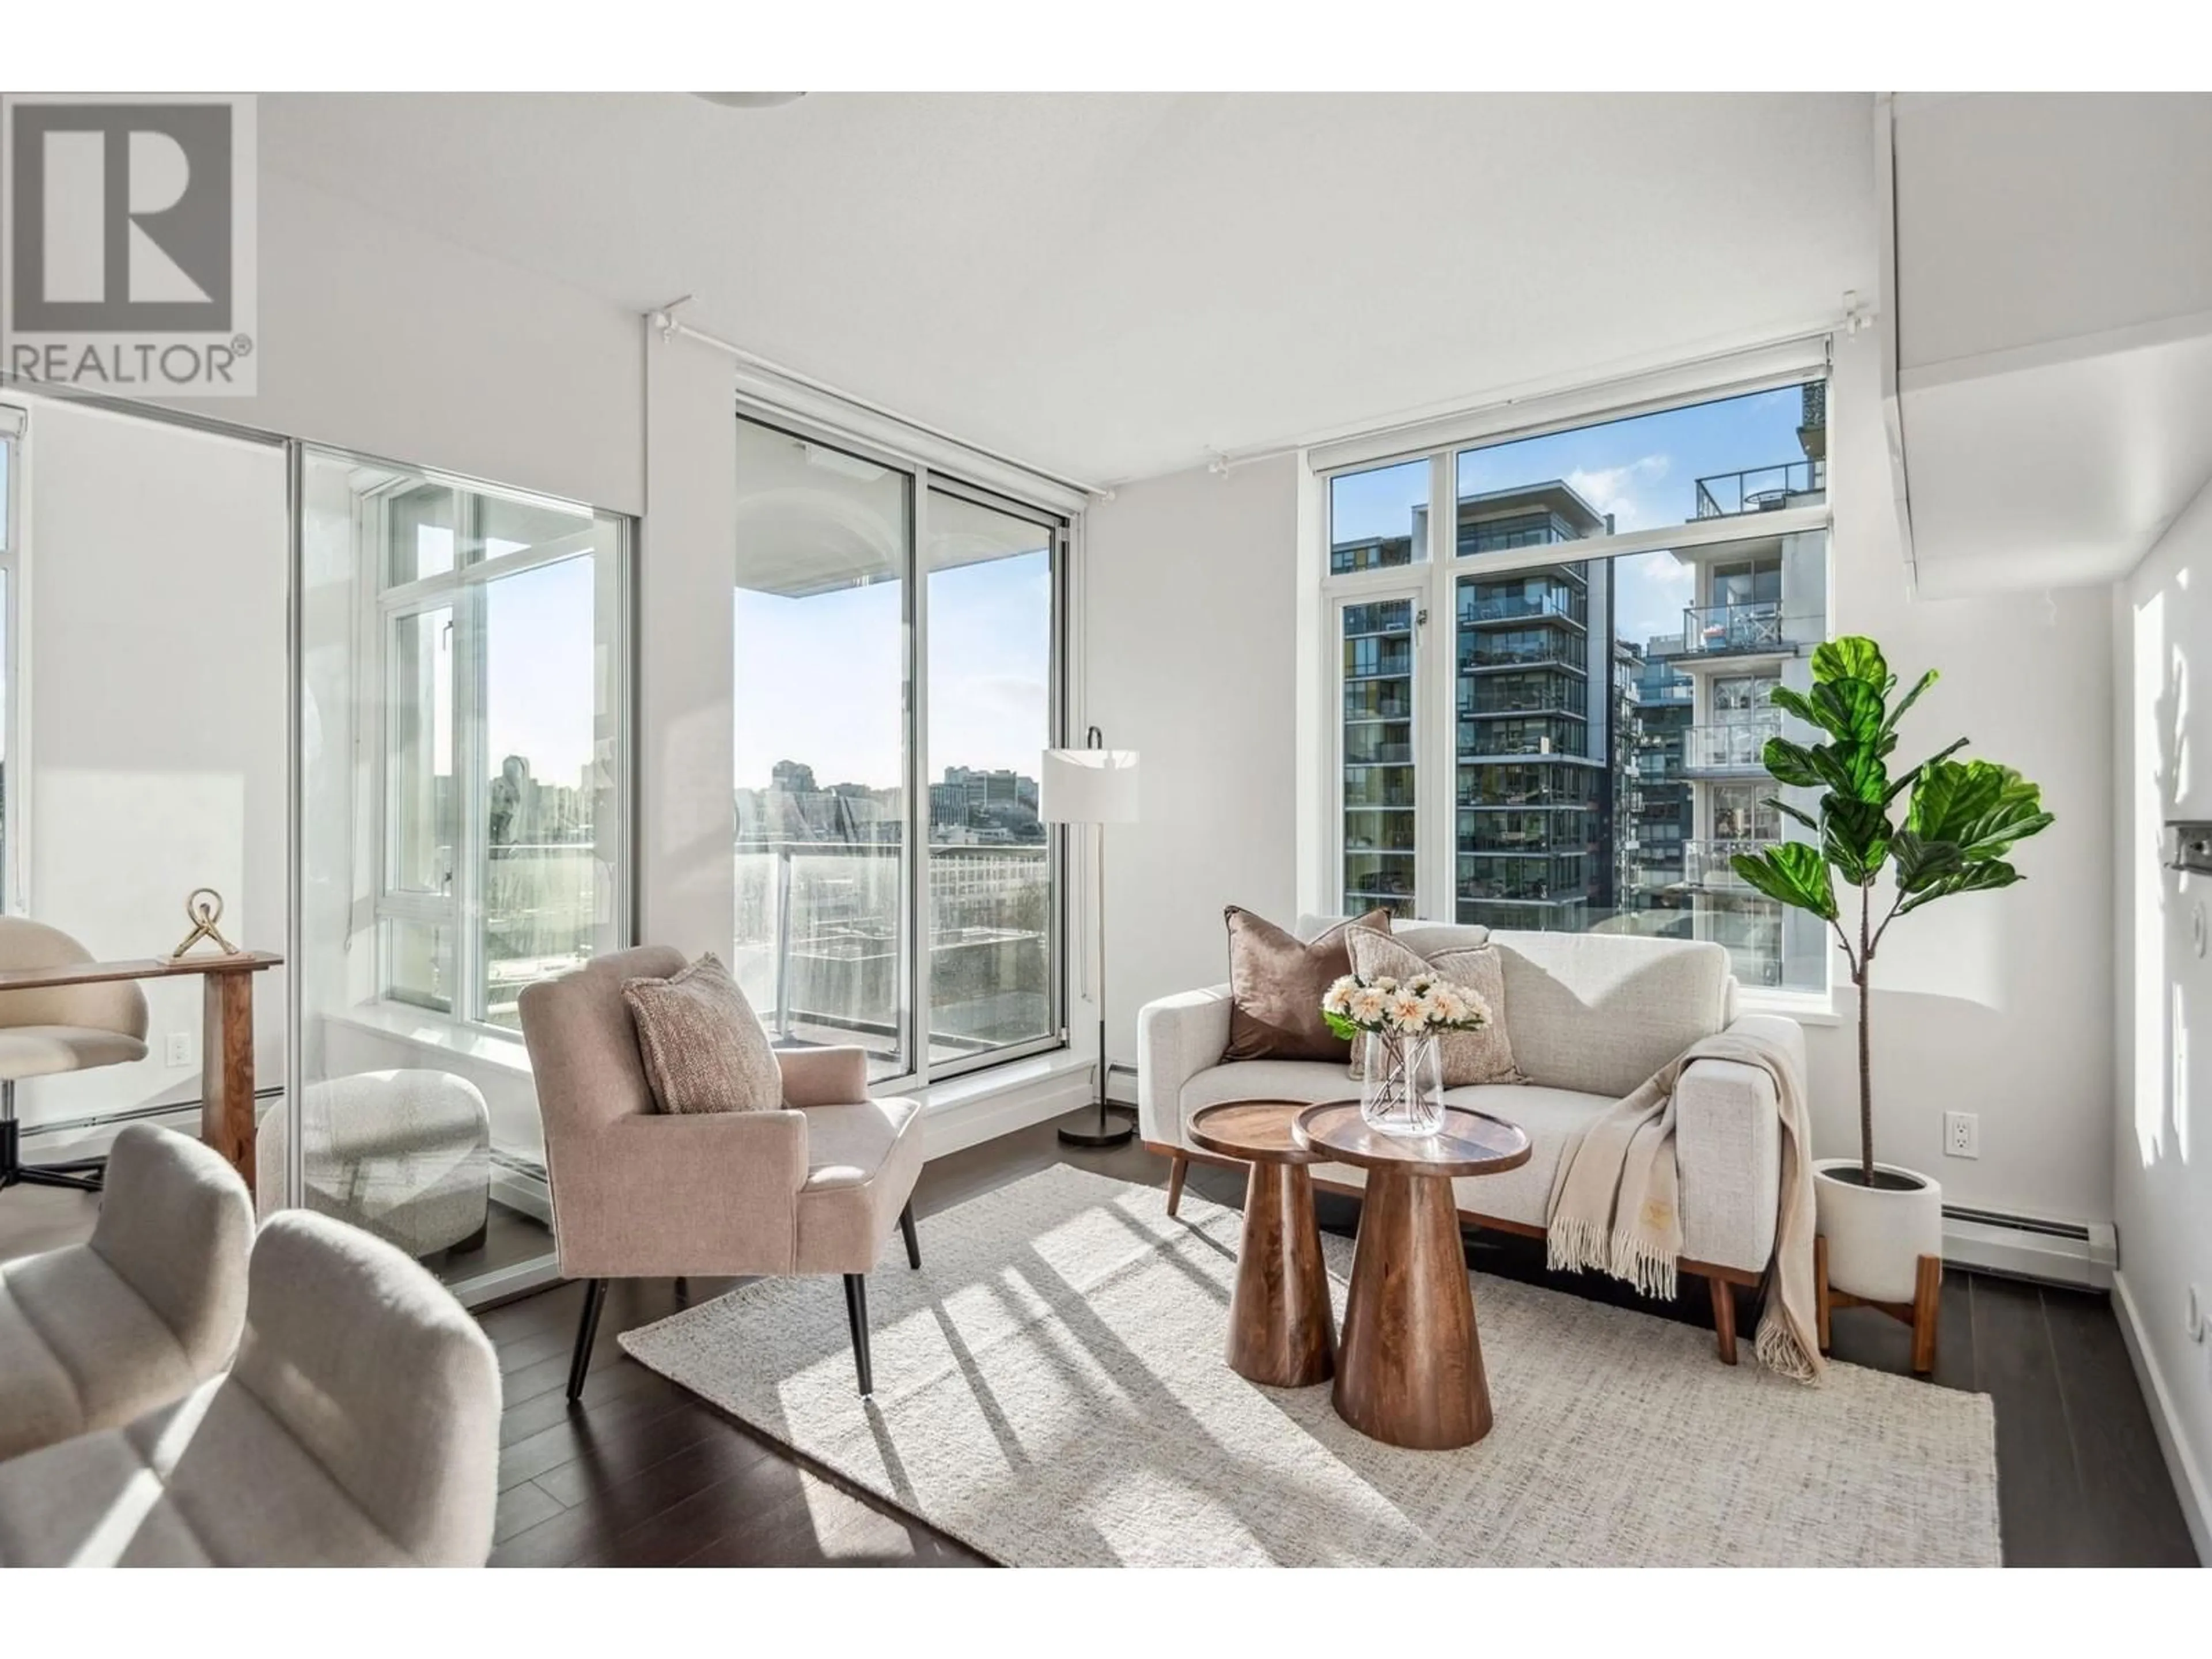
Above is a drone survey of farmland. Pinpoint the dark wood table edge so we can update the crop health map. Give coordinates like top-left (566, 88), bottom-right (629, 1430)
top-left (1185, 1098), bottom-right (1351, 1166)
top-left (1290, 1101), bottom-right (1535, 1179)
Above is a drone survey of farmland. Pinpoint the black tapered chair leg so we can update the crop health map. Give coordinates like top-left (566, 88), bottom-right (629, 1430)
top-left (843, 1272), bottom-right (873, 1396)
top-left (567, 1278), bottom-right (608, 1403)
top-left (899, 1200), bottom-right (921, 1270)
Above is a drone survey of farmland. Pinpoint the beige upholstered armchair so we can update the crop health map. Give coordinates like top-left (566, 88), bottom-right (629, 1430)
top-left (517, 946), bottom-right (926, 1401)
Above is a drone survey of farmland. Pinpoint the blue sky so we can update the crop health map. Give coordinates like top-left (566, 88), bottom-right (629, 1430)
top-left (483, 555), bottom-right (596, 788)
top-left (477, 538), bottom-right (1050, 794)
top-left (732, 549), bottom-right (1051, 792)
top-left (1331, 384), bottom-right (1810, 646)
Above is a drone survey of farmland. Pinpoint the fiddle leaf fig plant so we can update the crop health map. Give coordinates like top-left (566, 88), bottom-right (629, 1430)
top-left (1730, 637), bottom-right (2054, 1185)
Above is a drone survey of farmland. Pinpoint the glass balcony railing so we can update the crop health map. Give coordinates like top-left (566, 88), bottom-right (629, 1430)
top-left (1346, 740), bottom-right (1414, 765)
top-left (1343, 787), bottom-right (1416, 809)
top-left (1458, 815), bottom-right (1591, 854)
top-left (732, 840), bottom-right (1050, 1056)
top-left (1683, 715), bottom-right (1781, 773)
top-left (1463, 637), bottom-right (1589, 672)
top-left (1692, 460), bottom-right (1825, 518)
top-left (1459, 590), bottom-right (1586, 627)
top-left (1682, 836), bottom-right (1782, 891)
top-left (1681, 601), bottom-right (1786, 657)
top-left (483, 842), bottom-right (599, 1027)
top-left (1344, 694), bottom-right (1411, 721)
top-left (1459, 681), bottom-right (1586, 716)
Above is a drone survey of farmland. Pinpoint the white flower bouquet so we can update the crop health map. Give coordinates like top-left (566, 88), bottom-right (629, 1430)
top-left (1322, 969), bottom-right (1490, 1137)
top-left (1320, 971), bottom-right (1491, 1041)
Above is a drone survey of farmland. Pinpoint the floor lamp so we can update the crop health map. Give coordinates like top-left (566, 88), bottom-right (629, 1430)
top-left (1042, 729), bottom-right (1139, 1149)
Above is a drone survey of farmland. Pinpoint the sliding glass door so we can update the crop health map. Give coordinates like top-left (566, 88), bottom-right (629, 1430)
top-left (734, 414), bottom-right (1064, 1089)
top-left (925, 486), bottom-right (1056, 1065)
top-left (732, 418), bottom-right (914, 1078)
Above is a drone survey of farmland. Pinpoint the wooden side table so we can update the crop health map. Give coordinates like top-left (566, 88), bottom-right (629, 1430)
top-left (1187, 1100), bottom-right (1338, 1389)
top-left (1296, 1101), bottom-right (1531, 1450)
top-left (0, 952), bottom-right (281, 1188)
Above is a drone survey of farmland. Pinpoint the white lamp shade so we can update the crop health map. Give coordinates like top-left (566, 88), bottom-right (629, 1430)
top-left (1039, 747), bottom-right (1139, 824)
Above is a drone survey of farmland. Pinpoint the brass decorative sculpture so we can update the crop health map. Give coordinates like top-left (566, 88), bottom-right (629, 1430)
top-left (171, 888), bottom-right (241, 960)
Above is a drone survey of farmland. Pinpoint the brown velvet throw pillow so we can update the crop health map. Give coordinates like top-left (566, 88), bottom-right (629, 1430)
top-left (1221, 907), bottom-right (1392, 1063)
top-left (622, 952), bottom-right (785, 1114)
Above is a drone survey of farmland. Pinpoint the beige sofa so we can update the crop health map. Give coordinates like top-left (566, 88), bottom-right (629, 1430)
top-left (1136, 919), bottom-right (1804, 1361)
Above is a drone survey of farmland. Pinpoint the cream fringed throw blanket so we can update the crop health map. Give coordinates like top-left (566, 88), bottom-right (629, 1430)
top-left (1546, 1031), bottom-right (1823, 1382)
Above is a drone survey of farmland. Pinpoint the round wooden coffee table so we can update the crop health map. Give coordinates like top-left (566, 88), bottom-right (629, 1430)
top-left (1294, 1102), bottom-right (1531, 1449)
top-left (1187, 1100), bottom-right (1338, 1389)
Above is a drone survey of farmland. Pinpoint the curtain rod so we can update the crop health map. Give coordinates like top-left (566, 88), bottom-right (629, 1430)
top-left (647, 301), bottom-right (1112, 501)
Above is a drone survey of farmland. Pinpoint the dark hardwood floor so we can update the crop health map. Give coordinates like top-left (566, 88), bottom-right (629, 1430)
top-left (481, 1108), bottom-right (2200, 1568)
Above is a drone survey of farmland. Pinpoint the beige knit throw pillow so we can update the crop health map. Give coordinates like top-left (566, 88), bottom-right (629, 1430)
top-left (1344, 926), bottom-right (1525, 1087)
top-left (622, 952), bottom-right (785, 1113)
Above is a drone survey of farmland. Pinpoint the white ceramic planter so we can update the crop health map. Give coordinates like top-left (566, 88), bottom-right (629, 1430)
top-left (1813, 1158), bottom-right (1944, 1305)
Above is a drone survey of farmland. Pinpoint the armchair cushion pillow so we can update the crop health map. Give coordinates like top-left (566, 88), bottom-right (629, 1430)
top-left (1345, 925), bottom-right (1525, 1086)
top-left (1221, 906), bottom-right (1391, 1063)
top-left (622, 953), bottom-right (785, 1115)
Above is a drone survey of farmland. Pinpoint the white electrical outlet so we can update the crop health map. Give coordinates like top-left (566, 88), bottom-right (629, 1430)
top-left (164, 1032), bottom-right (192, 1068)
top-left (1943, 1111), bottom-right (1979, 1159)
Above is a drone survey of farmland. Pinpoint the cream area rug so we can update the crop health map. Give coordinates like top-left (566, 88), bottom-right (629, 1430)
top-left (619, 1165), bottom-right (2001, 1567)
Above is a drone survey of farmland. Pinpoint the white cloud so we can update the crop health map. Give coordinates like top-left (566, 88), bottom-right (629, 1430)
top-left (1564, 454), bottom-right (1671, 533)
top-left (1616, 554), bottom-right (1695, 647)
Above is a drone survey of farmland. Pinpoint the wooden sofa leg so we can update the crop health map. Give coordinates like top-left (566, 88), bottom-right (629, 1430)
top-left (1165, 1155), bottom-right (1188, 1218)
top-left (1707, 1274), bottom-right (1738, 1364)
top-left (899, 1200), bottom-right (921, 1270)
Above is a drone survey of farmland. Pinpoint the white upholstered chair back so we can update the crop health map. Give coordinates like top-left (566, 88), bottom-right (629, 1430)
top-left (0, 917), bottom-right (149, 1042)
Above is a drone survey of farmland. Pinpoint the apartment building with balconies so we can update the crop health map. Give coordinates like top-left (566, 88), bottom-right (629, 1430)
top-left (1622, 382), bottom-right (1829, 986)
top-left (1451, 483), bottom-right (1616, 931)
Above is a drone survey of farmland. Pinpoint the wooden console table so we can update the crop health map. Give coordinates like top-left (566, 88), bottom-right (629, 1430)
top-left (0, 952), bottom-right (282, 1187)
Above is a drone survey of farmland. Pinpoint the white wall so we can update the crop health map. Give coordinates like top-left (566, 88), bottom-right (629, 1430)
top-left (1815, 327), bottom-right (2116, 1224)
top-left (156, 168), bottom-right (645, 515)
top-left (637, 331), bottom-right (738, 957)
top-left (19, 400), bottom-right (289, 1128)
top-left (1085, 455), bottom-right (1303, 1079)
top-left (1082, 329), bottom-right (2118, 1225)
top-left (2113, 474), bottom-right (2212, 1558)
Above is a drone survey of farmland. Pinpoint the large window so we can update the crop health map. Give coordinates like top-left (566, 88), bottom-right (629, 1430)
top-left (366, 471), bottom-right (629, 1029)
top-left (1326, 376), bottom-right (1832, 993)
top-left (734, 415), bottom-right (1064, 1084)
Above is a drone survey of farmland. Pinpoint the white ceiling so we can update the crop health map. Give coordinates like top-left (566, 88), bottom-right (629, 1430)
top-left (262, 92), bottom-right (1879, 485)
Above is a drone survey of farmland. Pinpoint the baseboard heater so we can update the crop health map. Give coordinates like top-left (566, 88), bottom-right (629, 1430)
top-left (1943, 1204), bottom-right (2116, 1290)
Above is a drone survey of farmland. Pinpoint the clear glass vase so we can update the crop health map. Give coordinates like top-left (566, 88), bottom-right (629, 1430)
top-left (1359, 1031), bottom-right (1445, 1137)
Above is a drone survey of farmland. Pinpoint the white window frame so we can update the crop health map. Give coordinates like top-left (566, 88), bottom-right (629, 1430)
top-left (359, 471), bottom-right (634, 1036)
top-left (1315, 347), bottom-right (1837, 1014)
